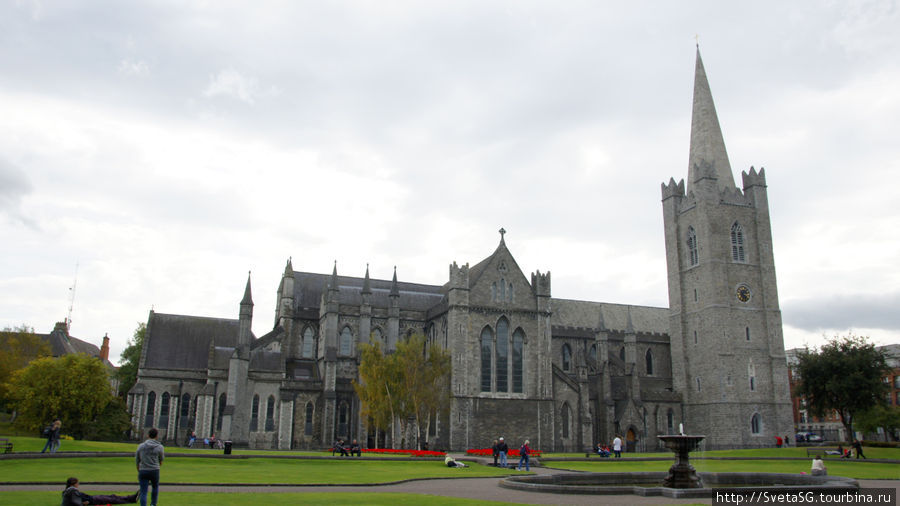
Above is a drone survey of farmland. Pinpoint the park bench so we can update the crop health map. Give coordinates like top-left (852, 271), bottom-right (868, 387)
top-left (806, 447), bottom-right (844, 458)
top-left (0, 438), bottom-right (13, 454)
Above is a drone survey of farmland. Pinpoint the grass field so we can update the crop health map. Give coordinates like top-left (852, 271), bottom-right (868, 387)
top-left (0, 456), bottom-right (519, 484)
top-left (0, 491), bottom-right (517, 505)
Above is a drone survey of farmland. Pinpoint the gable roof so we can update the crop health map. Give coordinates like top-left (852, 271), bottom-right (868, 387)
top-left (144, 312), bottom-right (243, 370)
top-left (291, 271), bottom-right (444, 313)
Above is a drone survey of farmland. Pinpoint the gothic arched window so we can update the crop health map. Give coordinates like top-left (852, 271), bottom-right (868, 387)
top-left (751, 413), bottom-right (761, 434)
top-left (496, 318), bottom-right (509, 392)
top-left (217, 393), bottom-right (227, 431)
top-left (251, 394), bottom-right (260, 431)
top-left (645, 349), bottom-right (654, 376)
top-left (667, 409), bottom-right (675, 434)
top-left (340, 327), bottom-right (352, 356)
top-left (372, 328), bottom-right (383, 346)
top-left (749, 361), bottom-right (757, 392)
top-left (619, 346), bottom-right (626, 362)
top-left (304, 402), bottom-right (314, 435)
top-left (180, 393), bottom-right (191, 418)
top-left (480, 327), bottom-right (493, 392)
top-left (589, 344), bottom-right (598, 364)
top-left (337, 401), bottom-right (349, 437)
top-left (512, 328), bottom-right (524, 393)
top-left (158, 392), bottom-right (170, 428)
top-left (265, 395), bottom-right (275, 431)
top-left (145, 391), bottom-right (156, 427)
top-left (731, 222), bottom-right (746, 262)
top-left (302, 327), bottom-right (314, 358)
top-left (687, 227), bottom-right (699, 266)
top-left (561, 403), bottom-right (571, 438)
top-left (562, 343), bottom-right (572, 372)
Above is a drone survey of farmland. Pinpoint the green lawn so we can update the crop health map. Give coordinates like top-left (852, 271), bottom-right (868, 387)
top-left (0, 491), bottom-right (516, 505)
top-left (0, 457), bottom-right (520, 485)
top-left (546, 459), bottom-right (900, 480)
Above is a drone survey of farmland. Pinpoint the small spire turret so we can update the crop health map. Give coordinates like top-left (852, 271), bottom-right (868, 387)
top-left (362, 263), bottom-right (372, 295)
top-left (390, 266), bottom-right (399, 298)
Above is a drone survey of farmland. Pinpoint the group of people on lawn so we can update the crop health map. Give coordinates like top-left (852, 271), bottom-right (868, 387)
top-left (332, 438), bottom-right (363, 456)
top-left (592, 435), bottom-right (624, 458)
top-left (489, 437), bottom-right (533, 471)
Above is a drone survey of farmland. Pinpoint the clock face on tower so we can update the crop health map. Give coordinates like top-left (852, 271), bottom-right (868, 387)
top-left (736, 284), bottom-right (751, 303)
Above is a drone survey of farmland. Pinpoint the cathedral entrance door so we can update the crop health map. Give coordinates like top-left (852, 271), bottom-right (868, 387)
top-left (626, 428), bottom-right (637, 453)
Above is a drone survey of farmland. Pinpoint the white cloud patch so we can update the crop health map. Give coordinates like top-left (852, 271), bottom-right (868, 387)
top-left (117, 58), bottom-right (150, 77)
top-left (202, 68), bottom-right (273, 104)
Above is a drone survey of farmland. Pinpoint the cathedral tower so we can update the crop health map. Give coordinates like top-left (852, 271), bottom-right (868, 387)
top-left (661, 48), bottom-right (793, 448)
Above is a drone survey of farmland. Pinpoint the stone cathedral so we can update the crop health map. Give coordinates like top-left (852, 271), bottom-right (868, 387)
top-left (128, 49), bottom-right (794, 451)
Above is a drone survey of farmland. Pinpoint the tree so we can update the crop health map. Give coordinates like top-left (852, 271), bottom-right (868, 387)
top-left (0, 324), bottom-right (51, 409)
top-left (6, 354), bottom-right (126, 439)
top-left (354, 334), bottom-right (451, 449)
top-left (115, 322), bottom-right (146, 398)
top-left (855, 405), bottom-right (900, 442)
top-left (794, 335), bottom-right (891, 441)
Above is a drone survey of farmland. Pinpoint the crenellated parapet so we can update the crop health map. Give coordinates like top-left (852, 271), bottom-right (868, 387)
top-left (661, 178), bottom-right (685, 200)
top-left (718, 184), bottom-right (753, 207)
top-left (449, 261), bottom-right (469, 289)
top-left (531, 269), bottom-right (551, 297)
top-left (741, 166), bottom-right (767, 189)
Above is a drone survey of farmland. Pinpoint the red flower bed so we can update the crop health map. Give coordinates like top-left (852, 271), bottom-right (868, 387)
top-left (361, 448), bottom-right (446, 457)
top-left (466, 447), bottom-right (542, 457)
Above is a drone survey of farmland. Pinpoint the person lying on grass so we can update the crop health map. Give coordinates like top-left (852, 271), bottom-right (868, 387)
top-left (444, 456), bottom-right (468, 468)
top-left (62, 477), bottom-right (138, 505)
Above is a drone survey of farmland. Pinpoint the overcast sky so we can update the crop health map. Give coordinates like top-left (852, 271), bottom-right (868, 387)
top-left (2, 1), bottom-right (899, 365)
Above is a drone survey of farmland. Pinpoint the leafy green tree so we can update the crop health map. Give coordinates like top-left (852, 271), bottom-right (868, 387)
top-left (794, 335), bottom-right (891, 441)
top-left (7, 354), bottom-right (124, 439)
top-left (354, 334), bottom-right (451, 449)
top-left (0, 324), bottom-right (50, 408)
top-left (115, 322), bottom-right (146, 398)
top-left (855, 404), bottom-right (900, 442)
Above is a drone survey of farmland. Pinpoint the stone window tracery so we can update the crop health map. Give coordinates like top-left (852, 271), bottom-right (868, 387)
top-left (687, 226), bottom-right (699, 266)
top-left (731, 222), bottom-right (746, 262)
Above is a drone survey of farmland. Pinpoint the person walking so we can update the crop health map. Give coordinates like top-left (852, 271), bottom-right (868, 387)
top-left (612, 435), bottom-right (623, 458)
top-left (516, 440), bottom-right (531, 471)
top-left (136, 428), bottom-right (165, 506)
top-left (852, 439), bottom-right (866, 459)
top-left (497, 437), bottom-right (509, 468)
top-left (41, 419), bottom-right (62, 453)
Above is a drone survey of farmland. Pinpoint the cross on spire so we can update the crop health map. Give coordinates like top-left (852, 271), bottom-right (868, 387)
top-left (499, 227), bottom-right (506, 242)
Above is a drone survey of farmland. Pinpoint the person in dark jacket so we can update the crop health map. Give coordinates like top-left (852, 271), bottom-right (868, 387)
top-left (42, 419), bottom-right (62, 453)
top-left (349, 439), bottom-right (362, 456)
top-left (496, 437), bottom-right (509, 468)
top-left (852, 439), bottom-right (866, 459)
top-left (491, 439), bottom-right (499, 466)
top-left (61, 477), bottom-right (137, 505)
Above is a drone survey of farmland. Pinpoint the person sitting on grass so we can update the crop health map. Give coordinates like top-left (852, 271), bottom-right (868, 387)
top-left (444, 456), bottom-right (468, 468)
top-left (598, 445), bottom-right (611, 457)
top-left (62, 477), bottom-right (138, 505)
top-left (810, 455), bottom-right (827, 476)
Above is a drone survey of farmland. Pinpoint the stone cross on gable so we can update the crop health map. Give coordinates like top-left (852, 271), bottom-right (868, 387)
top-left (499, 227), bottom-right (506, 240)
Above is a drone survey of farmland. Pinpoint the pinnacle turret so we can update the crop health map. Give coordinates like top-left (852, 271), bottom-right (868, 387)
top-left (329, 261), bottom-right (338, 291)
top-left (687, 47), bottom-right (735, 192)
top-left (390, 266), bottom-right (399, 297)
top-left (241, 271), bottom-right (253, 306)
top-left (362, 264), bottom-right (372, 295)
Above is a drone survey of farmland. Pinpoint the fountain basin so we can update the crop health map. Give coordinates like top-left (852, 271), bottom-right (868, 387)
top-left (499, 472), bottom-right (859, 499)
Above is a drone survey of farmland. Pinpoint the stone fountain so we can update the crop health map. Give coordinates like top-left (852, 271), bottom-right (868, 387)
top-left (657, 434), bottom-right (705, 488)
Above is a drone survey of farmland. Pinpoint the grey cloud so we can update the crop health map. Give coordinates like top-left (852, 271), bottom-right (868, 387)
top-left (783, 292), bottom-right (900, 332)
top-left (0, 157), bottom-right (35, 225)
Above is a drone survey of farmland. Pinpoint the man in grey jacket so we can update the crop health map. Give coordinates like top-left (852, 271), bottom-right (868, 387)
top-left (135, 428), bottom-right (164, 506)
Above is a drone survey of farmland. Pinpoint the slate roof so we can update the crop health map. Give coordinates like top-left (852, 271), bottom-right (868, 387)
top-left (552, 299), bottom-right (669, 335)
top-left (32, 322), bottom-right (115, 368)
top-left (291, 271), bottom-right (444, 313)
top-left (144, 313), bottom-right (243, 370)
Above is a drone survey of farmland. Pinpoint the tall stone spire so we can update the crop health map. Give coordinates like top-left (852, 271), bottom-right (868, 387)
top-left (688, 47), bottom-right (735, 191)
